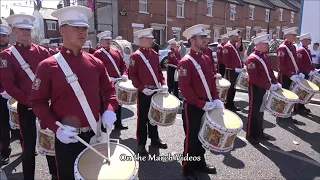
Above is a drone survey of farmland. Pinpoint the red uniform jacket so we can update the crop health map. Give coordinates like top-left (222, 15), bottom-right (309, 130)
top-left (46, 47), bottom-right (57, 55)
top-left (296, 46), bottom-right (315, 73)
top-left (245, 50), bottom-right (278, 90)
top-left (30, 47), bottom-right (118, 132)
top-left (93, 47), bottom-right (127, 78)
top-left (129, 47), bottom-right (166, 91)
top-left (167, 48), bottom-right (181, 68)
top-left (0, 43), bottom-right (50, 106)
top-left (223, 42), bottom-right (243, 70)
top-left (277, 40), bottom-right (300, 77)
top-left (203, 46), bottom-right (218, 74)
top-left (89, 48), bottom-right (96, 54)
top-left (216, 43), bottom-right (225, 65)
top-left (177, 50), bottom-right (219, 109)
top-left (0, 45), bottom-right (10, 93)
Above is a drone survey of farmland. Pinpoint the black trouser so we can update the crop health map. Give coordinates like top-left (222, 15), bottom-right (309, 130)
top-left (173, 81), bottom-right (179, 98)
top-left (278, 72), bottom-right (292, 90)
top-left (136, 92), bottom-right (159, 146)
top-left (217, 63), bottom-right (226, 77)
top-left (17, 103), bottom-right (57, 180)
top-left (294, 72), bottom-right (309, 111)
top-left (181, 101), bottom-right (206, 173)
top-left (55, 130), bottom-right (95, 180)
top-left (247, 84), bottom-right (266, 138)
top-left (225, 69), bottom-right (239, 108)
top-left (114, 105), bottom-right (123, 127)
top-left (167, 66), bottom-right (175, 94)
top-left (0, 97), bottom-right (11, 158)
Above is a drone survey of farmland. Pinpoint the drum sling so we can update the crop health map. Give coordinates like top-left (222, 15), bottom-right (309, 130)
top-left (101, 48), bottom-right (121, 77)
top-left (279, 44), bottom-right (299, 74)
top-left (137, 50), bottom-right (161, 89)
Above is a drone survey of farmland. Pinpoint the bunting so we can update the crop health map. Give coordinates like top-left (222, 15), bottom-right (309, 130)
top-left (87, 0), bottom-right (94, 12)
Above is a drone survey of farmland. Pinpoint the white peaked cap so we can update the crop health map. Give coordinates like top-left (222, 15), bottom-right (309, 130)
top-left (205, 30), bottom-right (211, 38)
top-left (41, 39), bottom-right (50, 44)
top-left (183, 24), bottom-right (209, 40)
top-left (0, 24), bottom-right (12, 35)
top-left (256, 32), bottom-right (267, 37)
top-left (227, 29), bottom-right (239, 37)
top-left (298, 33), bottom-right (312, 40)
top-left (252, 34), bottom-right (269, 44)
top-left (82, 41), bottom-right (90, 48)
top-left (167, 38), bottom-right (177, 45)
top-left (6, 14), bottom-right (36, 30)
top-left (221, 34), bottom-right (229, 39)
top-left (97, 30), bottom-right (112, 40)
top-left (115, 36), bottom-right (122, 40)
top-left (51, 43), bottom-right (58, 46)
top-left (134, 28), bottom-right (154, 38)
top-left (282, 27), bottom-right (298, 35)
top-left (51, 6), bottom-right (92, 27)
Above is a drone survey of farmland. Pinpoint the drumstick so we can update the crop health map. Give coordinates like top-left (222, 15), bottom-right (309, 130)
top-left (151, 89), bottom-right (162, 93)
top-left (106, 126), bottom-right (111, 162)
top-left (55, 121), bottom-right (110, 165)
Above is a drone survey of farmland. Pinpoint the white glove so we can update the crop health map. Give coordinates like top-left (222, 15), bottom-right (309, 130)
top-left (235, 68), bottom-right (243, 73)
top-left (0, 91), bottom-right (11, 100)
top-left (121, 75), bottom-right (128, 81)
top-left (202, 102), bottom-right (215, 111)
top-left (102, 110), bottom-right (117, 129)
top-left (142, 88), bottom-right (153, 96)
top-left (309, 70), bottom-right (317, 76)
top-left (290, 75), bottom-right (300, 82)
top-left (269, 84), bottom-right (278, 91)
top-left (109, 77), bottom-right (116, 82)
top-left (276, 83), bottom-right (282, 89)
top-left (214, 73), bottom-right (222, 79)
top-left (213, 99), bottom-right (224, 109)
top-left (298, 73), bottom-right (305, 79)
top-left (160, 85), bottom-right (168, 93)
top-left (56, 125), bottom-right (78, 144)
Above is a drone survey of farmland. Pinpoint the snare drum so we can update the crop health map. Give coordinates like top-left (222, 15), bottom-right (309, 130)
top-left (290, 78), bottom-right (319, 104)
top-left (236, 71), bottom-right (249, 90)
top-left (265, 88), bottom-right (299, 118)
top-left (308, 73), bottom-right (320, 89)
top-left (36, 118), bottom-right (55, 156)
top-left (174, 69), bottom-right (178, 82)
top-left (148, 93), bottom-right (180, 126)
top-left (7, 98), bottom-right (19, 129)
top-left (198, 109), bottom-right (243, 152)
top-left (216, 78), bottom-right (231, 102)
top-left (74, 141), bottom-right (139, 180)
top-left (115, 80), bottom-right (137, 105)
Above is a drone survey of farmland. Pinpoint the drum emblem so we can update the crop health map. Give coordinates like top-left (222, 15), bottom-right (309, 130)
top-left (203, 124), bottom-right (223, 147)
top-left (165, 112), bottom-right (177, 124)
top-left (224, 134), bottom-right (236, 148)
top-left (270, 98), bottom-right (286, 113)
top-left (295, 87), bottom-right (308, 101)
top-left (220, 89), bottom-right (228, 100)
top-left (150, 107), bottom-right (163, 123)
top-left (39, 133), bottom-right (54, 151)
top-left (240, 77), bottom-right (249, 88)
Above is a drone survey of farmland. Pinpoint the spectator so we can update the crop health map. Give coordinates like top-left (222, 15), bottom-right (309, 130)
top-left (246, 36), bottom-right (256, 56)
top-left (236, 31), bottom-right (246, 60)
top-left (217, 38), bottom-right (221, 44)
top-left (311, 42), bottom-right (320, 68)
top-left (178, 40), bottom-right (187, 57)
top-left (294, 37), bottom-right (302, 49)
top-left (151, 39), bottom-right (159, 53)
top-left (269, 34), bottom-right (281, 53)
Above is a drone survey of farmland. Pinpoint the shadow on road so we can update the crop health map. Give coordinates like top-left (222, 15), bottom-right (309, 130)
top-left (121, 106), bottom-right (135, 120)
top-left (3, 155), bottom-right (22, 179)
top-left (235, 112), bottom-right (277, 133)
top-left (299, 113), bottom-right (320, 124)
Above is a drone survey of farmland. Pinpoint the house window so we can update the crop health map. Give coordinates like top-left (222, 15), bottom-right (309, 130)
top-left (276, 26), bottom-right (280, 38)
top-left (206, 0), bottom-right (213, 16)
top-left (246, 26), bottom-right (251, 40)
top-left (46, 20), bottom-right (57, 31)
top-left (265, 9), bottom-right (270, 22)
top-left (290, 11), bottom-right (295, 23)
top-left (249, 5), bottom-right (255, 20)
top-left (177, 0), bottom-right (185, 18)
top-left (230, 5), bottom-right (236, 21)
top-left (172, 28), bottom-right (181, 41)
top-left (139, 0), bottom-right (148, 13)
top-left (279, 8), bottom-right (283, 21)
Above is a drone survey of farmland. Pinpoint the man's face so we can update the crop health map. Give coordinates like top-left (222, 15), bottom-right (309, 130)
top-left (258, 43), bottom-right (269, 53)
top-left (190, 35), bottom-right (207, 51)
top-left (222, 37), bottom-right (229, 43)
top-left (100, 39), bottom-right (111, 48)
top-left (301, 39), bottom-right (311, 46)
top-left (230, 35), bottom-right (239, 42)
top-left (273, 34), bottom-right (277, 40)
top-left (138, 37), bottom-right (153, 48)
top-left (0, 34), bottom-right (10, 47)
top-left (60, 25), bottom-right (88, 48)
top-left (286, 34), bottom-right (297, 42)
top-left (170, 43), bottom-right (177, 50)
top-left (313, 44), bottom-right (319, 50)
top-left (13, 27), bottom-right (31, 42)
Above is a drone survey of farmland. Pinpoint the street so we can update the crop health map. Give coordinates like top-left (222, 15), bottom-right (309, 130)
top-left (2, 70), bottom-right (320, 180)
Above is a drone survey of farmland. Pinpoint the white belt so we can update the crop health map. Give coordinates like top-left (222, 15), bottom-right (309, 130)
top-left (76, 126), bottom-right (92, 133)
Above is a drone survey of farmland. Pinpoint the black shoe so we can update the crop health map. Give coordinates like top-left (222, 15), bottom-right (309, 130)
top-left (294, 109), bottom-right (307, 115)
top-left (195, 165), bottom-right (217, 174)
top-left (114, 125), bottom-right (128, 130)
top-left (226, 105), bottom-right (240, 111)
top-left (35, 152), bottom-right (38, 156)
top-left (292, 119), bottom-right (298, 124)
top-left (0, 156), bottom-right (10, 165)
top-left (183, 171), bottom-right (199, 180)
top-left (151, 139), bottom-right (168, 149)
top-left (51, 174), bottom-right (58, 180)
top-left (246, 137), bottom-right (260, 144)
top-left (260, 133), bottom-right (271, 140)
top-left (137, 145), bottom-right (148, 156)
top-left (303, 108), bottom-right (311, 114)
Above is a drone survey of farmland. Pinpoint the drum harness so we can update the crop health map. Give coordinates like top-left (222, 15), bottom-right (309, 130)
top-left (100, 48), bottom-right (122, 78)
top-left (226, 41), bottom-right (243, 68)
top-left (137, 50), bottom-right (161, 89)
top-left (279, 45), bottom-right (299, 74)
top-left (301, 47), bottom-right (313, 65)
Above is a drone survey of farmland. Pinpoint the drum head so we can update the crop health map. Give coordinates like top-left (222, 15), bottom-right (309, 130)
top-left (216, 78), bottom-right (231, 87)
top-left (117, 80), bottom-right (136, 90)
top-left (299, 78), bottom-right (319, 91)
top-left (275, 88), bottom-right (299, 100)
top-left (77, 143), bottom-right (136, 180)
top-left (153, 93), bottom-right (180, 109)
top-left (207, 109), bottom-right (242, 129)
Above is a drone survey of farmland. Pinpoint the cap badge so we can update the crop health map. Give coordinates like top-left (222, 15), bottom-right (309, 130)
top-left (23, 19), bottom-right (29, 24)
top-left (78, 14), bottom-right (86, 20)
top-left (201, 29), bottom-right (205, 32)
top-left (66, 50), bottom-right (70, 54)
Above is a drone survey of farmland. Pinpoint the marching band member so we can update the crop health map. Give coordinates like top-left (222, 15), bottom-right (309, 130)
top-left (178, 24), bottom-right (224, 180)
top-left (245, 33), bottom-right (280, 144)
top-left (166, 38), bottom-right (181, 98)
top-left (277, 27), bottom-right (302, 123)
top-left (203, 30), bottom-right (220, 76)
top-left (0, 14), bottom-right (57, 180)
top-left (0, 24), bottom-right (12, 165)
top-left (29, 6), bottom-right (118, 180)
top-left (216, 34), bottom-right (229, 77)
top-left (223, 29), bottom-right (244, 111)
top-left (94, 30), bottom-right (128, 130)
top-left (129, 28), bottom-right (168, 155)
top-left (295, 33), bottom-right (317, 114)
top-left (40, 39), bottom-right (57, 55)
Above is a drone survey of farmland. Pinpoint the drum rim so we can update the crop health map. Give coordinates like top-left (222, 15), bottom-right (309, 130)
top-left (198, 134), bottom-right (233, 153)
top-left (265, 92), bottom-right (295, 118)
top-left (74, 142), bottom-right (139, 180)
top-left (295, 79), bottom-right (319, 92)
top-left (216, 78), bottom-right (231, 88)
top-left (151, 93), bottom-right (181, 111)
top-left (36, 144), bottom-right (55, 156)
top-left (204, 110), bottom-right (243, 134)
top-left (116, 81), bottom-right (137, 91)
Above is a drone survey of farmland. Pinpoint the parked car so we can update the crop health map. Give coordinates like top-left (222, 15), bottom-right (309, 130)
top-left (158, 41), bottom-right (190, 68)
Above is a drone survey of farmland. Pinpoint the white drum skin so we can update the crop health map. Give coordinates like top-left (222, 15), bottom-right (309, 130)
top-left (36, 118), bottom-right (55, 156)
top-left (148, 93), bottom-right (180, 126)
top-left (216, 78), bottom-right (231, 102)
top-left (290, 78), bottom-right (319, 104)
top-left (74, 141), bottom-right (139, 180)
top-left (198, 109), bottom-right (243, 153)
top-left (308, 73), bottom-right (320, 88)
top-left (7, 98), bottom-right (19, 129)
top-left (236, 71), bottom-right (249, 91)
top-left (265, 88), bottom-right (299, 118)
top-left (115, 80), bottom-right (138, 105)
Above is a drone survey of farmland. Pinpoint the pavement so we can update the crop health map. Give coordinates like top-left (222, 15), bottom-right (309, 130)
top-left (1, 71), bottom-right (320, 180)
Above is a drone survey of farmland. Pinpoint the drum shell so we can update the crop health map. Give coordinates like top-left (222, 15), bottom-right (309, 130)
top-left (74, 141), bottom-right (139, 180)
top-left (7, 98), bottom-right (19, 130)
top-left (115, 80), bottom-right (137, 105)
top-left (216, 78), bottom-right (231, 102)
top-left (36, 119), bottom-right (55, 156)
top-left (290, 80), bottom-right (318, 104)
top-left (174, 69), bottom-right (178, 82)
top-left (110, 40), bottom-right (133, 67)
top-left (198, 111), bottom-right (242, 153)
top-left (236, 71), bottom-right (249, 91)
top-left (308, 73), bottom-right (320, 89)
top-left (265, 90), bottom-right (298, 118)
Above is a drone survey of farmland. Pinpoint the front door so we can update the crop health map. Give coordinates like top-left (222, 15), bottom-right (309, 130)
top-left (213, 29), bottom-right (220, 43)
top-left (153, 30), bottom-right (161, 44)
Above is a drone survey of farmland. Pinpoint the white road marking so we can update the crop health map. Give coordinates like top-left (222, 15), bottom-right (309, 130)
top-left (234, 97), bottom-right (247, 101)
top-left (237, 136), bottom-right (320, 167)
top-left (308, 103), bottom-right (320, 107)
